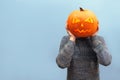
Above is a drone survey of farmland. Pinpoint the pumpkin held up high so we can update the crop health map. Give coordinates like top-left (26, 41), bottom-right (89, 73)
top-left (66, 7), bottom-right (99, 38)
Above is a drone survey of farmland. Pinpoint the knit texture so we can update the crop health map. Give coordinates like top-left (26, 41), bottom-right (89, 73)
top-left (56, 35), bottom-right (112, 80)
top-left (67, 38), bottom-right (99, 80)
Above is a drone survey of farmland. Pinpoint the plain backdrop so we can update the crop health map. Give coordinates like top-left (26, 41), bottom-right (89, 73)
top-left (0, 0), bottom-right (120, 80)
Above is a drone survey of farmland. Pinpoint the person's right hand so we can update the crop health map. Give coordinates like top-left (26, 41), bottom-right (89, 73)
top-left (66, 29), bottom-right (76, 42)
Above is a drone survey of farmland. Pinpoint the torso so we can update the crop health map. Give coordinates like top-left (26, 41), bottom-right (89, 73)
top-left (67, 38), bottom-right (99, 80)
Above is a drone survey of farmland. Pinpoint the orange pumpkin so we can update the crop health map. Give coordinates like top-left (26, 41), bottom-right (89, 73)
top-left (66, 7), bottom-right (99, 38)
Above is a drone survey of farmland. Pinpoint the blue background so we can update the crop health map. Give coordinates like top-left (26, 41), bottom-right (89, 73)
top-left (0, 0), bottom-right (120, 80)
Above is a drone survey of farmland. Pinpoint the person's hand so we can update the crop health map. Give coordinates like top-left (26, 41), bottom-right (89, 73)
top-left (66, 29), bottom-right (76, 42)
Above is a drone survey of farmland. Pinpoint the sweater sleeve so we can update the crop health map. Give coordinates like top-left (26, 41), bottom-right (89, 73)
top-left (91, 35), bottom-right (112, 66)
top-left (56, 36), bottom-right (75, 68)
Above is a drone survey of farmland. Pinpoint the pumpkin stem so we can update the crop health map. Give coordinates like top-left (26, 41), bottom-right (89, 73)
top-left (80, 7), bottom-right (84, 11)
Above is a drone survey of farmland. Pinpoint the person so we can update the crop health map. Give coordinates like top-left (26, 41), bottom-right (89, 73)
top-left (56, 29), bottom-right (112, 80)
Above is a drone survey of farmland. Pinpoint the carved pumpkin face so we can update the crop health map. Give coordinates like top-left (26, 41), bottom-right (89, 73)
top-left (66, 8), bottom-right (99, 38)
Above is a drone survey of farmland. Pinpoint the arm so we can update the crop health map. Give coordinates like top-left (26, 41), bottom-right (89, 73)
top-left (91, 35), bottom-right (112, 66)
top-left (56, 36), bottom-right (75, 68)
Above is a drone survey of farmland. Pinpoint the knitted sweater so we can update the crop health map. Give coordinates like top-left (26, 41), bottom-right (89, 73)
top-left (56, 35), bottom-right (112, 80)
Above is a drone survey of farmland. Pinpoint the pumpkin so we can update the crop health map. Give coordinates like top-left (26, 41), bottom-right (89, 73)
top-left (66, 7), bottom-right (99, 38)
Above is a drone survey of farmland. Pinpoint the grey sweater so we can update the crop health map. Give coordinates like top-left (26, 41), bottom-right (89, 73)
top-left (56, 35), bottom-right (112, 80)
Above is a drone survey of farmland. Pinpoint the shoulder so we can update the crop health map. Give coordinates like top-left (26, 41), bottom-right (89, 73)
top-left (91, 35), bottom-right (105, 45)
top-left (95, 35), bottom-right (104, 41)
top-left (91, 35), bottom-right (104, 41)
